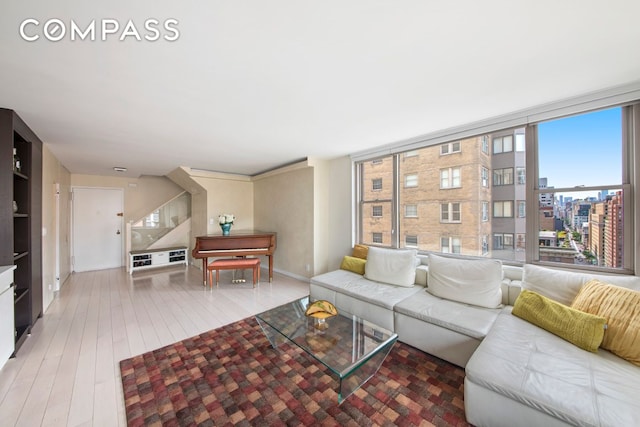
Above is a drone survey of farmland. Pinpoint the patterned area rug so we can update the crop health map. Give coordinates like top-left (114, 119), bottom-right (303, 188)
top-left (120, 316), bottom-right (470, 426)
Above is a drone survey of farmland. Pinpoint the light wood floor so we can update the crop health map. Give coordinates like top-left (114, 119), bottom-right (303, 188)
top-left (0, 265), bottom-right (310, 427)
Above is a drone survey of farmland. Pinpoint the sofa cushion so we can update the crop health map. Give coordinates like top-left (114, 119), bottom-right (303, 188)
top-left (415, 264), bottom-right (428, 286)
top-left (310, 269), bottom-right (423, 310)
top-left (571, 279), bottom-right (640, 366)
top-left (427, 254), bottom-right (503, 309)
top-left (339, 255), bottom-right (366, 275)
top-left (394, 290), bottom-right (501, 340)
top-left (364, 247), bottom-right (417, 287)
top-left (513, 289), bottom-right (606, 352)
top-left (522, 264), bottom-right (640, 306)
top-left (465, 308), bottom-right (640, 427)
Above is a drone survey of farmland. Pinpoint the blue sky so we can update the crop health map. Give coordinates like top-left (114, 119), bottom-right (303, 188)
top-left (538, 107), bottom-right (622, 198)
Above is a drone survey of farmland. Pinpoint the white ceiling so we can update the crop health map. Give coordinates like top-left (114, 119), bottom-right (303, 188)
top-left (2, 1), bottom-right (640, 177)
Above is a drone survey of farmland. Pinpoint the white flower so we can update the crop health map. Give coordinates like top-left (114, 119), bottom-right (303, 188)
top-left (218, 214), bottom-right (235, 224)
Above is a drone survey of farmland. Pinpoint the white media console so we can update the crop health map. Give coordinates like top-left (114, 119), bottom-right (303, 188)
top-left (129, 246), bottom-right (188, 274)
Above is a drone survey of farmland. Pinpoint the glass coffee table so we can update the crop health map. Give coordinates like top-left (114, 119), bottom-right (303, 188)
top-left (255, 296), bottom-right (397, 404)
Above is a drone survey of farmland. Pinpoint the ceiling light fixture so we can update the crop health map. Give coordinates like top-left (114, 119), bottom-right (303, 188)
top-left (113, 167), bottom-right (127, 172)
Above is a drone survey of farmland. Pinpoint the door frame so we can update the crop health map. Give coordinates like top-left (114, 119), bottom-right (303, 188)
top-left (70, 186), bottom-right (125, 272)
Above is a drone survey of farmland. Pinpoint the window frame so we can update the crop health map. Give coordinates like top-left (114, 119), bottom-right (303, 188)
top-left (405, 174), bottom-right (418, 188)
top-left (405, 204), bottom-right (418, 218)
top-left (372, 178), bottom-right (382, 191)
top-left (481, 167), bottom-right (489, 187)
top-left (441, 236), bottom-right (461, 253)
top-left (493, 135), bottom-right (513, 154)
top-left (440, 167), bottom-right (461, 189)
top-left (441, 202), bottom-right (461, 223)
top-left (493, 167), bottom-right (514, 186)
top-left (405, 235), bottom-right (418, 247)
top-left (354, 100), bottom-right (639, 275)
top-left (493, 200), bottom-right (514, 218)
top-left (440, 141), bottom-right (461, 155)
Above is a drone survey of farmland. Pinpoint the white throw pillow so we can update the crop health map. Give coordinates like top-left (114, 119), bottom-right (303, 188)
top-left (522, 264), bottom-right (640, 306)
top-left (364, 247), bottom-right (417, 287)
top-left (427, 254), bottom-right (503, 308)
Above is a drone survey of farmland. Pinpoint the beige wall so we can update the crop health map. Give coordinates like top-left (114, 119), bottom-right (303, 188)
top-left (324, 156), bottom-right (354, 271)
top-left (42, 145), bottom-right (71, 311)
top-left (251, 157), bottom-right (353, 279)
top-left (191, 173), bottom-right (254, 234)
top-left (254, 165), bottom-right (314, 278)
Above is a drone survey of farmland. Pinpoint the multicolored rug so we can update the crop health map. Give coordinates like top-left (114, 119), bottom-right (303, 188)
top-left (120, 316), bottom-right (470, 426)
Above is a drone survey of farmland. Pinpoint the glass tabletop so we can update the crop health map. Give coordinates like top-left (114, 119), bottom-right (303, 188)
top-left (255, 296), bottom-right (397, 400)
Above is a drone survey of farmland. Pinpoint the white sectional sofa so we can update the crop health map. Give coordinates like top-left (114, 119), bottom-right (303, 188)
top-left (309, 247), bottom-right (640, 426)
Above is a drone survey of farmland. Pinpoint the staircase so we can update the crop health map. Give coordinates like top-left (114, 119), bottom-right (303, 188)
top-left (126, 191), bottom-right (192, 252)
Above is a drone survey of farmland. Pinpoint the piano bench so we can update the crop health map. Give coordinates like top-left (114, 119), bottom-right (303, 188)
top-left (207, 258), bottom-right (261, 288)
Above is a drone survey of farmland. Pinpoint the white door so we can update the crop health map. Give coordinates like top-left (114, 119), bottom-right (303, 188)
top-left (72, 187), bottom-right (124, 272)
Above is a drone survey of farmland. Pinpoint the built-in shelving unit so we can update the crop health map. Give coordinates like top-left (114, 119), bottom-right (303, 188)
top-left (129, 247), bottom-right (188, 274)
top-left (0, 109), bottom-right (43, 355)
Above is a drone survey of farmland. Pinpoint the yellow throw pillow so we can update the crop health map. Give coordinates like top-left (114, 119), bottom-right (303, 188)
top-left (571, 279), bottom-right (640, 366)
top-left (351, 244), bottom-right (369, 260)
top-left (340, 256), bottom-right (366, 275)
top-left (512, 289), bottom-right (606, 352)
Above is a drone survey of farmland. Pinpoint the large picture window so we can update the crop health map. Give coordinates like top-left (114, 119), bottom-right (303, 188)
top-left (356, 102), bottom-right (637, 273)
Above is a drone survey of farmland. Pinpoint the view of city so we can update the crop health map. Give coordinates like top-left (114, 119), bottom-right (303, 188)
top-left (358, 107), bottom-right (625, 269)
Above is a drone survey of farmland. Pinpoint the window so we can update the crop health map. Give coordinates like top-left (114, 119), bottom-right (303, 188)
top-left (481, 136), bottom-right (489, 154)
top-left (441, 237), bottom-right (461, 253)
top-left (356, 103), bottom-right (636, 272)
top-left (440, 168), bottom-right (461, 188)
top-left (441, 202), bottom-right (461, 223)
top-left (441, 141), bottom-right (461, 155)
top-left (515, 132), bottom-right (525, 151)
top-left (481, 167), bottom-right (489, 187)
top-left (359, 155), bottom-right (393, 247)
top-left (372, 178), bottom-right (382, 190)
top-left (493, 168), bottom-right (514, 186)
top-left (405, 235), bottom-right (418, 247)
top-left (405, 174), bottom-right (418, 187)
top-left (493, 201), bottom-right (513, 218)
top-left (493, 135), bottom-right (513, 154)
top-left (405, 204), bottom-right (418, 217)
top-left (494, 233), bottom-right (514, 250)
top-left (537, 107), bottom-right (626, 269)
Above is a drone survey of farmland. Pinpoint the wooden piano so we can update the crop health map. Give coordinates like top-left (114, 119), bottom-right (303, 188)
top-left (192, 230), bottom-right (276, 286)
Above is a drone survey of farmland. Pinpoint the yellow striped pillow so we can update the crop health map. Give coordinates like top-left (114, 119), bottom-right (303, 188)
top-left (571, 279), bottom-right (640, 366)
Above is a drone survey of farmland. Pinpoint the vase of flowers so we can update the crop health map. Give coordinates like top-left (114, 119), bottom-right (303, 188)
top-left (219, 214), bottom-right (235, 235)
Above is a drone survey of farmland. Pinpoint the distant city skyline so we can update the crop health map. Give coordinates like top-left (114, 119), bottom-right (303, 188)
top-left (538, 106), bottom-right (622, 200)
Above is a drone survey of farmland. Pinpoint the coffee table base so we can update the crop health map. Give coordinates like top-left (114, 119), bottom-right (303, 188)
top-left (256, 317), bottom-right (396, 404)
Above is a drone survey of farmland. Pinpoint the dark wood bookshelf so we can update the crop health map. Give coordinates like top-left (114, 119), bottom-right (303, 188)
top-left (0, 108), bottom-right (43, 355)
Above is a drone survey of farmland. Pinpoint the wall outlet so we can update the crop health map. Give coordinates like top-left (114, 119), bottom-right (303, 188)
top-left (305, 264), bottom-right (311, 272)
top-left (209, 217), bottom-right (214, 225)
top-left (48, 283), bottom-right (52, 290)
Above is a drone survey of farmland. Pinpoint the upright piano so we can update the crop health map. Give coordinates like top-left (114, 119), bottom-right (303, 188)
top-left (192, 231), bottom-right (276, 286)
